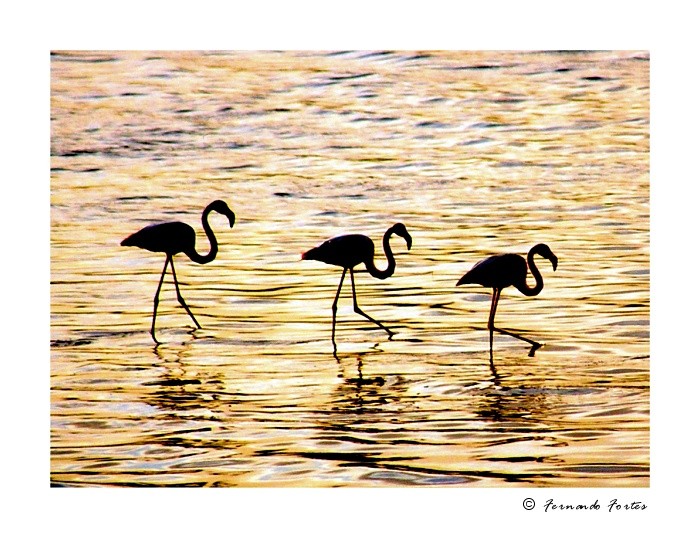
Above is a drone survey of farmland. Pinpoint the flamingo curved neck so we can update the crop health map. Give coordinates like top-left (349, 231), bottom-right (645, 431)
top-left (515, 248), bottom-right (544, 296)
top-left (364, 228), bottom-right (396, 280)
top-left (186, 207), bottom-right (218, 264)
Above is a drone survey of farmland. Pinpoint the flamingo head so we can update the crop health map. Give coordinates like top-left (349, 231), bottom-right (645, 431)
top-left (208, 200), bottom-right (236, 228)
top-left (390, 223), bottom-right (412, 250)
top-left (532, 243), bottom-right (557, 271)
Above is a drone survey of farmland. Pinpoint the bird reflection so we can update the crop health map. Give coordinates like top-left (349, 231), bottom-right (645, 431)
top-left (457, 243), bottom-right (558, 357)
top-left (121, 200), bottom-right (236, 345)
top-left (470, 352), bottom-right (554, 424)
top-left (329, 350), bottom-right (411, 417)
top-left (302, 223), bottom-right (412, 353)
top-left (488, 353), bottom-right (503, 389)
top-left (141, 343), bottom-right (229, 414)
top-left (337, 354), bottom-right (386, 388)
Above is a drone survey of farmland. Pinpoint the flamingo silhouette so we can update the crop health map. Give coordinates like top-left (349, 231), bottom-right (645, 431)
top-left (302, 223), bottom-right (412, 350)
top-left (457, 243), bottom-right (558, 356)
top-left (120, 200), bottom-right (236, 344)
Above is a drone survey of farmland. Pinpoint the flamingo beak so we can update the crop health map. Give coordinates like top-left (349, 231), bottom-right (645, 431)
top-left (551, 255), bottom-right (558, 271)
top-left (404, 232), bottom-right (413, 251)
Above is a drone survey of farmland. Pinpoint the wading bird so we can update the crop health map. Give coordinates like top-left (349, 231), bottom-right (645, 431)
top-left (121, 200), bottom-right (236, 344)
top-left (456, 243), bottom-right (558, 356)
top-left (302, 223), bottom-right (412, 350)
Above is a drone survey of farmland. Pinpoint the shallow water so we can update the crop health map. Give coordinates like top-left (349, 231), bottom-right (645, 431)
top-left (50, 50), bottom-right (649, 487)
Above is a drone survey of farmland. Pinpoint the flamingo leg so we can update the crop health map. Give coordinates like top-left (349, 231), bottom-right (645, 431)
top-left (487, 287), bottom-right (542, 355)
top-left (487, 288), bottom-right (501, 353)
top-left (150, 256), bottom-right (171, 344)
top-left (349, 268), bottom-right (394, 337)
top-left (169, 256), bottom-right (202, 330)
top-left (331, 268), bottom-right (347, 348)
top-left (494, 327), bottom-right (542, 356)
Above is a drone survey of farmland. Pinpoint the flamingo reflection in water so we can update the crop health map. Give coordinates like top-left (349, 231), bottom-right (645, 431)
top-left (121, 200), bottom-right (236, 344)
top-left (457, 243), bottom-right (558, 356)
top-left (302, 223), bottom-right (412, 352)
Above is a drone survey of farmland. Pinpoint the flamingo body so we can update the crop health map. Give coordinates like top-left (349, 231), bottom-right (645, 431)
top-left (457, 253), bottom-right (529, 291)
top-left (121, 200), bottom-right (236, 343)
top-left (302, 234), bottom-right (376, 272)
top-left (121, 221), bottom-right (197, 256)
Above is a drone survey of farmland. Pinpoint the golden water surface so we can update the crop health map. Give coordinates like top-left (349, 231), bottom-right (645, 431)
top-left (51, 50), bottom-right (649, 487)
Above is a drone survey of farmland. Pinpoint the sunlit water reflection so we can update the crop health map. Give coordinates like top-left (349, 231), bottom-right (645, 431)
top-left (51, 50), bottom-right (649, 487)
